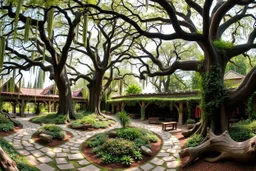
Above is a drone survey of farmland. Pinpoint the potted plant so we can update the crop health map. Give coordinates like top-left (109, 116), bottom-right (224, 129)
top-left (186, 119), bottom-right (195, 129)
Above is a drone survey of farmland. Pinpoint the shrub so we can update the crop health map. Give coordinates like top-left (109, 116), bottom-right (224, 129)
top-left (121, 155), bottom-right (134, 166)
top-left (117, 111), bottom-right (130, 128)
top-left (134, 137), bottom-right (150, 148)
top-left (185, 134), bottom-right (203, 148)
top-left (116, 128), bottom-right (142, 140)
top-left (0, 122), bottom-right (14, 132)
top-left (36, 124), bottom-right (66, 140)
top-left (230, 126), bottom-right (254, 142)
top-left (99, 138), bottom-right (137, 157)
top-left (87, 133), bottom-right (107, 147)
top-left (101, 154), bottom-right (113, 164)
top-left (31, 113), bottom-right (66, 124)
top-left (132, 151), bottom-right (143, 160)
top-left (145, 133), bottom-right (158, 143)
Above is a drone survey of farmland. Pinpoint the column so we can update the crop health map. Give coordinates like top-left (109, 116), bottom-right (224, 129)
top-left (178, 102), bottom-right (183, 125)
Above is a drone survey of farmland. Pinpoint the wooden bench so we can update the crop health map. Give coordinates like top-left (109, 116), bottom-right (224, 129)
top-left (148, 117), bottom-right (159, 124)
top-left (162, 122), bottom-right (178, 131)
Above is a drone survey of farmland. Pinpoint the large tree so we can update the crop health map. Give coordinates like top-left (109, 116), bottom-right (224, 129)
top-left (76, 0), bottom-right (256, 166)
top-left (0, 0), bottom-right (88, 121)
top-left (68, 15), bottom-right (138, 114)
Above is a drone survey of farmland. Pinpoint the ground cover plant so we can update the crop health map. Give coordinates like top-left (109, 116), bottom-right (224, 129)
top-left (35, 124), bottom-right (66, 140)
top-left (85, 127), bottom-right (159, 166)
top-left (0, 138), bottom-right (38, 171)
top-left (0, 114), bottom-right (22, 133)
top-left (30, 113), bottom-right (66, 124)
top-left (229, 120), bottom-right (256, 142)
top-left (69, 112), bottom-right (115, 129)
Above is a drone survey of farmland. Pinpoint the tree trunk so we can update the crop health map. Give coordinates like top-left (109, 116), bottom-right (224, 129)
top-left (0, 147), bottom-right (18, 171)
top-left (87, 72), bottom-right (104, 115)
top-left (180, 128), bottom-right (256, 167)
top-left (55, 69), bottom-right (75, 121)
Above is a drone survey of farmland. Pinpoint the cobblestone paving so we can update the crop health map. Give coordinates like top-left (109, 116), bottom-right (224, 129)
top-left (3, 116), bottom-right (180, 171)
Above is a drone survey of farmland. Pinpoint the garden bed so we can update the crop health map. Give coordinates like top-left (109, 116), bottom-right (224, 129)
top-left (0, 126), bottom-right (22, 137)
top-left (32, 131), bottom-right (72, 147)
top-left (81, 127), bottom-right (162, 170)
top-left (32, 124), bottom-right (73, 147)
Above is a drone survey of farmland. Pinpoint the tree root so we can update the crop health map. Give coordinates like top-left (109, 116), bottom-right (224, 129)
top-left (179, 128), bottom-right (256, 167)
top-left (1, 110), bottom-right (20, 127)
top-left (0, 147), bottom-right (18, 171)
top-left (182, 122), bottom-right (201, 138)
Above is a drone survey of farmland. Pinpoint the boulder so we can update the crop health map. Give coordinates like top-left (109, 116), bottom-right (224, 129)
top-left (108, 131), bottom-right (117, 138)
top-left (39, 133), bottom-right (53, 142)
top-left (141, 146), bottom-right (152, 156)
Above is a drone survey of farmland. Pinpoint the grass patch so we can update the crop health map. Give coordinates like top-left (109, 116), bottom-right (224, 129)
top-left (0, 138), bottom-right (38, 171)
top-left (30, 113), bottom-right (66, 124)
top-left (69, 112), bottom-right (115, 129)
top-left (184, 134), bottom-right (203, 148)
top-left (35, 124), bottom-right (66, 140)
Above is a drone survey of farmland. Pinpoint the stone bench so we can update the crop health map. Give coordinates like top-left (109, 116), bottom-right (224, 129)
top-left (162, 122), bottom-right (178, 131)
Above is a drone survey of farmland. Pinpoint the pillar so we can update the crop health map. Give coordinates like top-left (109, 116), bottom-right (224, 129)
top-left (48, 101), bottom-right (52, 113)
top-left (21, 100), bottom-right (26, 117)
top-left (140, 101), bottom-right (146, 120)
top-left (12, 102), bottom-right (17, 114)
top-left (178, 102), bottom-right (183, 125)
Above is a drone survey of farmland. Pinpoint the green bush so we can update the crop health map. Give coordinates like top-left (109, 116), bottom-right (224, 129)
top-left (99, 138), bottom-right (137, 157)
top-left (116, 128), bottom-right (142, 140)
top-left (185, 134), bottom-right (203, 148)
top-left (0, 138), bottom-right (38, 171)
top-left (0, 114), bottom-right (15, 132)
top-left (121, 155), bottom-right (134, 166)
top-left (0, 122), bottom-right (14, 132)
top-left (87, 133), bottom-right (107, 147)
top-left (229, 123), bottom-right (254, 142)
top-left (145, 133), bottom-right (158, 143)
top-left (36, 124), bottom-right (66, 140)
top-left (31, 113), bottom-right (66, 124)
top-left (117, 111), bottom-right (130, 128)
top-left (101, 153), bottom-right (114, 164)
top-left (125, 84), bottom-right (142, 95)
top-left (134, 137), bottom-right (150, 148)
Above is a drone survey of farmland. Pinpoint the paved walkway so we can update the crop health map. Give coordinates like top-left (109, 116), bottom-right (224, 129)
top-left (3, 117), bottom-right (181, 171)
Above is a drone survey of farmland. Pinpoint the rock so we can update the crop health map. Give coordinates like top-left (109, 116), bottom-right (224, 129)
top-left (141, 146), bottom-right (152, 156)
top-left (39, 133), bottom-right (53, 142)
top-left (108, 131), bottom-right (117, 138)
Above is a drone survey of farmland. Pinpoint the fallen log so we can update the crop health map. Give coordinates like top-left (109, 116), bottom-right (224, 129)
top-left (179, 128), bottom-right (256, 167)
top-left (0, 147), bottom-right (18, 171)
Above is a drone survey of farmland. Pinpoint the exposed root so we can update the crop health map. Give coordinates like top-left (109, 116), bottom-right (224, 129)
top-left (0, 147), bottom-right (18, 171)
top-left (182, 122), bottom-right (201, 138)
top-left (180, 128), bottom-right (256, 167)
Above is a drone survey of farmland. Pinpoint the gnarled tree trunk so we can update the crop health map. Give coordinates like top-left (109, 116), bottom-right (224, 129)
top-left (0, 147), bottom-right (18, 171)
top-left (87, 71), bottom-right (104, 115)
top-left (55, 69), bottom-right (76, 121)
top-left (180, 128), bottom-right (256, 167)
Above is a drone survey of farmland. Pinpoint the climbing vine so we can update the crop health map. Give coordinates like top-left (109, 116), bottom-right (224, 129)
top-left (200, 66), bottom-right (226, 117)
top-left (186, 100), bottom-right (192, 119)
top-left (213, 39), bottom-right (233, 57)
top-left (247, 94), bottom-right (256, 120)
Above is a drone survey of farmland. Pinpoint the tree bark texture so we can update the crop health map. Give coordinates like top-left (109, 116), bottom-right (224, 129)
top-left (180, 128), bottom-right (256, 167)
top-left (55, 69), bottom-right (76, 121)
top-left (87, 71), bottom-right (104, 115)
top-left (0, 147), bottom-right (18, 171)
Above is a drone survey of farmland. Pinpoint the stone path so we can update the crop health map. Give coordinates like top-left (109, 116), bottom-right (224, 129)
top-left (3, 117), bottom-right (181, 171)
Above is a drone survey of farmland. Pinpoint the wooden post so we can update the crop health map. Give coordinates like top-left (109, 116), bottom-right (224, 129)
top-left (140, 101), bottom-right (146, 120)
top-left (48, 101), bottom-right (52, 113)
top-left (12, 102), bottom-right (17, 114)
top-left (111, 104), bottom-right (115, 114)
top-left (178, 102), bottom-right (183, 125)
top-left (21, 100), bottom-right (26, 117)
